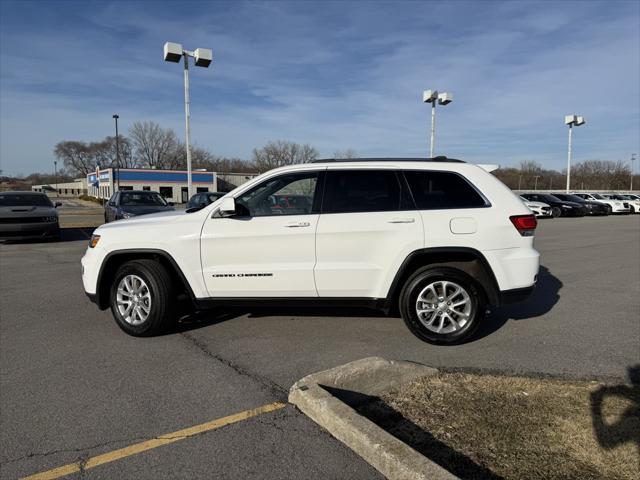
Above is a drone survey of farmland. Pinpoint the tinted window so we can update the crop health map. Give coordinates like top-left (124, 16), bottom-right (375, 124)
top-left (0, 194), bottom-right (52, 207)
top-left (237, 172), bottom-right (318, 217)
top-left (322, 170), bottom-right (410, 214)
top-left (404, 171), bottom-right (486, 209)
top-left (120, 192), bottom-right (167, 206)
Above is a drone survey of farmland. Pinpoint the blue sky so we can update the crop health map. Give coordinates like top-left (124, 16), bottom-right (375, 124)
top-left (0, 0), bottom-right (638, 176)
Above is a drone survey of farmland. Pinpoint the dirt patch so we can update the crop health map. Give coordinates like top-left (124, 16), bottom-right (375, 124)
top-left (357, 371), bottom-right (639, 480)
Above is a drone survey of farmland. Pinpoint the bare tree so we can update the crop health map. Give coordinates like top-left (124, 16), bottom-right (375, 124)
top-left (54, 141), bottom-right (96, 176)
top-left (129, 121), bottom-right (180, 169)
top-left (251, 140), bottom-right (319, 172)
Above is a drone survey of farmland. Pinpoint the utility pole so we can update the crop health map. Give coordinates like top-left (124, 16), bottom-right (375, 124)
top-left (631, 153), bottom-right (637, 191)
top-left (164, 42), bottom-right (212, 200)
top-left (534, 175), bottom-right (541, 191)
top-left (113, 114), bottom-right (121, 192)
top-left (54, 160), bottom-right (58, 197)
top-left (565, 115), bottom-right (586, 192)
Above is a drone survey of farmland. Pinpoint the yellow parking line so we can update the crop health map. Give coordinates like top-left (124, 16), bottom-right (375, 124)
top-left (22, 402), bottom-right (286, 480)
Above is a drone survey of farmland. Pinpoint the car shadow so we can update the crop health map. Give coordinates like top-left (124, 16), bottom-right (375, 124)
top-left (473, 265), bottom-right (562, 341)
top-left (327, 386), bottom-right (504, 479)
top-left (590, 365), bottom-right (640, 456)
top-left (167, 304), bottom-right (388, 335)
top-left (171, 266), bottom-right (562, 341)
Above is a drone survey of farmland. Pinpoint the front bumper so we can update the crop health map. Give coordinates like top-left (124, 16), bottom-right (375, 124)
top-left (0, 222), bottom-right (60, 241)
top-left (560, 207), bottom-right (585, 217)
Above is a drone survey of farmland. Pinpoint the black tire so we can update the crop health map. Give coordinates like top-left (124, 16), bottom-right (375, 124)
top-left (104, 213), bottom-right (109, 224)
top-left (399, 266), bottom-right (486, 345)
top-left (551, 207), bottom-right (561, 218)
top-left (606, 205), bottom-right (612, 215)
top-left (109, 259), bottom-right (174, 336)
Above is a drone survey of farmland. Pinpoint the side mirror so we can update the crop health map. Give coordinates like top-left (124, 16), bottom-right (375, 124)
top-left (108, 202), bottom-right (115, 207)
top-left (168, 202), bottom-right (175, 206)
top-left (219, 196), bottom-right (236, 216)
top-left (55, 202), bottom-right (62, 207)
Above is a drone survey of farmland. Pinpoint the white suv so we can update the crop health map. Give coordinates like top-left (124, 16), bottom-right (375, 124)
top-left (82, 158), bottom-right (539, 344)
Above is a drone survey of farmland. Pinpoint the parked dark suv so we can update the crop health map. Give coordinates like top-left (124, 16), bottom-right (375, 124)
top-left (520, 193), bottom-right (585, 217)
top-left (551, 193), bottom-right (609, 216)
top-left (104, 191), bottom-right (174, 223)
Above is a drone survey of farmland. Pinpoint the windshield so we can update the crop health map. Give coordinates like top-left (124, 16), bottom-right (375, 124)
top-left (120, 192), bottom-right (167, 206)
top-left (537, 194), bottom-right (561, 202)
top-left (559, 194), bottom-right (584, 202)
top-left (0, 194), bottom-right (53, 207)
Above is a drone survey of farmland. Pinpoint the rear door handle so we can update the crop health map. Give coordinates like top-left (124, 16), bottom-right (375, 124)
top-left (388, 218), bottom-right (415, 224)
top-left (285, 221), bottom-right (311, 228)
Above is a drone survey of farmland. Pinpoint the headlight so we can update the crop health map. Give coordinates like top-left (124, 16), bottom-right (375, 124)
top-left (562, 205), bottom-right (573, 209)
top-left (89, 234), bottom-right (101, 248)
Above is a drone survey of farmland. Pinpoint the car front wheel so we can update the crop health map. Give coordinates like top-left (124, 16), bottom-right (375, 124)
top-left (109, 259), bottom-right (174, 336)
top-left (551, 207), bottom-right (561, 218)
top-left (400, 267), bottom-right (486, 345)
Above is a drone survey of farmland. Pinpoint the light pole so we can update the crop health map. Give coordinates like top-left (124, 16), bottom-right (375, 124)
top-left (112, 114), bottom-right (120, 192)
top-left (423, 90), bottom-right (453, 158)
top-left (163, 42), bottom-right (212, 200)
top-left (564, 115), bottom-right (586, 193)
top-left (534, 175), bottom-right (540, 191)
top-left (631, 153), bottom-right (637, 191)
top-left (53, 160), bottom-right (58, 197)
top-left (518, 174), bottom-right (522, 190)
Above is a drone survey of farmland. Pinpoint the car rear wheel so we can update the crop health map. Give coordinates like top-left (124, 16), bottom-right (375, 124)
top-left (551, 207), bottom-right (561, 218)
top-left (109, 259), bottom-right (174, 336)
top-left (400, 267), bottom-right (486, 344)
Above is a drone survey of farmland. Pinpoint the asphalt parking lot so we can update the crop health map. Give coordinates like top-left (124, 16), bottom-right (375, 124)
top-left (1, 214), bottom-right (639, 479)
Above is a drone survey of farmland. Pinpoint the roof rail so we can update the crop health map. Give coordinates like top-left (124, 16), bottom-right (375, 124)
top-left (311, 156), bottom-right (465, 164)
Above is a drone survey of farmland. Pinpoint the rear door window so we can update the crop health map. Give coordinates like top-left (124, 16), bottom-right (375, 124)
top-left (322, 170), bottom-right (412, 214)
top-left (404, 171), bottom-right (487, 210)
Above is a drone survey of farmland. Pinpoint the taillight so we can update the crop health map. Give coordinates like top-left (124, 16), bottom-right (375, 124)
top-left (510, 214), bottom-right (537, 236)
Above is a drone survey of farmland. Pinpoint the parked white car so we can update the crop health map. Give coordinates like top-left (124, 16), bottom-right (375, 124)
top-left (82, 157), bottom-right (540, 345)
top-left (519, 196), bottom-right (552, 218)
top-left (573, 193), bottom-right (630, 214)
top-left (603, 194), bottom-right (640, 214)
top-left (621, 194), bottom-right (640, 213)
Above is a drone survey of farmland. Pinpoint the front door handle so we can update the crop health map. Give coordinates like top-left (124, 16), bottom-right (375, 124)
top-left (285, 221), bottom-right (311, 228)
top-left (388, 218), bottom-right (416, 224)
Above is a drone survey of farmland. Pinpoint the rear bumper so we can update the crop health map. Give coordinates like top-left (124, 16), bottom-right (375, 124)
top-left (499, 284), bottom-right (535, 305)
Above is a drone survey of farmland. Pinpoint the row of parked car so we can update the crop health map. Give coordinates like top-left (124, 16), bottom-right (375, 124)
top-left (1, 186), bottom-right (638, 242)
top-left (520, 192), bottom-right (640, 217)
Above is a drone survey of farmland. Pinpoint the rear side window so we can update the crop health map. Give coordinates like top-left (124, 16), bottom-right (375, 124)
top-left (322, 170), bottom-right (412, 214)
top-left (404, 171), bottom-right (487, 210)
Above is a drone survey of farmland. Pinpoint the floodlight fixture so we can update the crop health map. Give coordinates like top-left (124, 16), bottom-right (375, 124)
top-left (423, 90), bottom-right (438, 103)
top-left (564, 114), bottom-right (586, 192)
top-left (437, 92), bottom-right (453, 105)
top-left (194, 48), bottom-right (213, 67)
top-left (163, 42), bottom-right (183, 62)
top-left (163, 41), bottom-right (213, 199)
top-left (423, 89), bottom-right (453, 157)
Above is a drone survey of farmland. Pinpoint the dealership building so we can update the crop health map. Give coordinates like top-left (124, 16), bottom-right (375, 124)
top-left (86, 168), bottom-right (217, 203)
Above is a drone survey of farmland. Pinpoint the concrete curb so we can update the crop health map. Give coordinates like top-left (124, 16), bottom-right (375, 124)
top-left (289, 357), bottom-right (458, 480)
